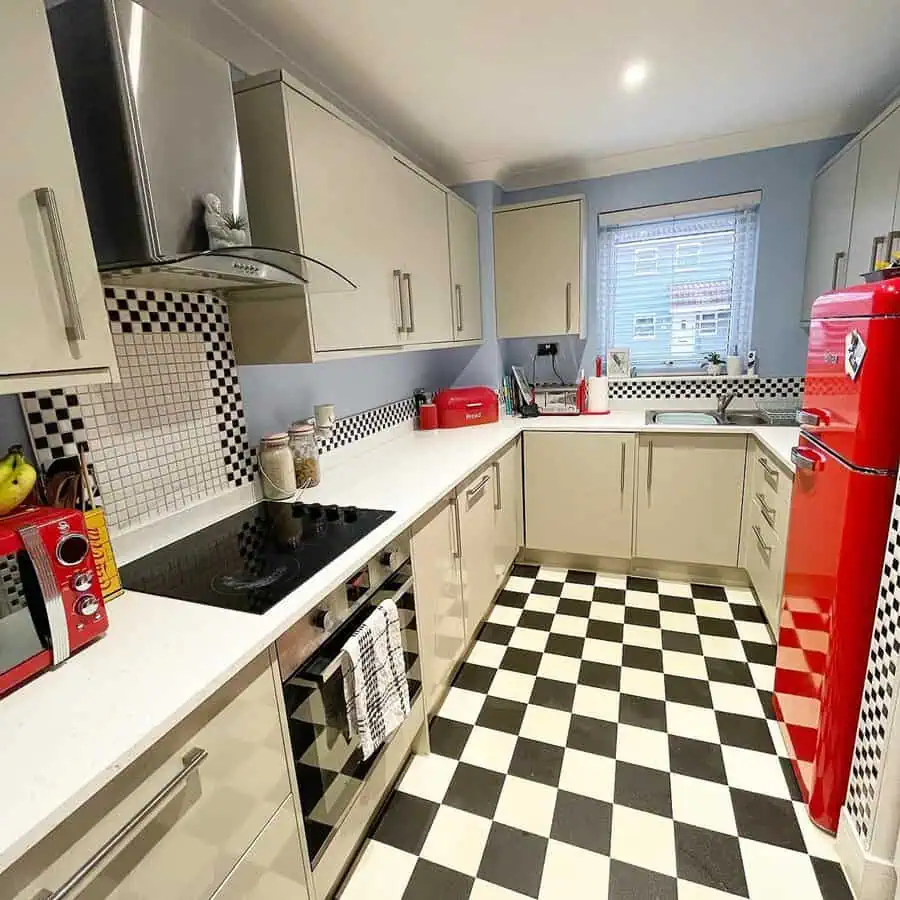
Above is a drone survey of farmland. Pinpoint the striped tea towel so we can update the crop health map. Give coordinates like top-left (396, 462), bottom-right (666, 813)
top-left (341, 598), bottom-right (411, 760)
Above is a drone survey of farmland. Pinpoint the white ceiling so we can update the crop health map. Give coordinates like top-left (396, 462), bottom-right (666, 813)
top-left (213, 0), bottom-right (900, 188)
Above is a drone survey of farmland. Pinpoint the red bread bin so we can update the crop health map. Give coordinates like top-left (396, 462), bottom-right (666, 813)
top-left (435, 387), bottom-right (499, 428)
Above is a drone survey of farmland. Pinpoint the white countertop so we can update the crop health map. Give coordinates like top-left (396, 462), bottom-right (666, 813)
top-left (0, 413), bottom-right (799, 874)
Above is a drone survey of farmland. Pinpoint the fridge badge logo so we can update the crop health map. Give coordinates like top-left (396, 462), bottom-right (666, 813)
top-left (845, 330), bottom-right (867, 381)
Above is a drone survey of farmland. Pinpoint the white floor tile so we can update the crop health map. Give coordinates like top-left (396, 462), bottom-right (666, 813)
top-left (710, 682), bottom-right (766, 718)
top-left (559, 747), bottom-right (616, 802)
top-left (526, 594), bottom-right (560, 614)
top-left (665, 702), bottom-right (722, 743)
top-left (537, 653), bottom-right (582, 683)
top-left (582, 637), bottom-right (623, 666)
top-left (792, 800), bottom-right (839, 861)
top-left (662, 650), bottom-right (708, 680)
top-left (509, 627), bottom-right (550, 653)
top-left (470, 879), bottom-right (532, 900)
top-left (505, 575), bottom-right (536, 594)
top-left (396, 752), bottom-right (458, 803)
top-left (466, 641), bottom-right (507, 669)
top-left (750, 662), bottom-right (775, 691)
top-left (439, 687), bottom-right (488, 724)
top-left (494, 774), bottom-right (558, 837)
top-left (622, 623), bottom-right (664, 649)
top-left (725, 585), bottom-right (759, 606)
top-left (693, 598), bottom-right (732, 619)
top-left (739, 837), bottom-right (823, 899)
top-left (658, 580), bottom-right (693, 598)
top-left (616, 723), bottom-right (670, 770)
top-left (489, 670), bottom-right (537, 703)
top-left (670, 773), bottom-right (738, 834)
top-left (489, 605), bottom-right (523, 627)
top-left (676, 881), bottom-right (742, 900)
top-left (610, 805), bottom-right (677, 876)
top-left (626, 589), bottom-right (661, 610)
top-left (590, 601), bottom-right (626, 623)
top-left (737, 619), bottom-right (774, 644)
top-left (537, 566), bottom-right (568, 582)
top-left (539, 839), bottom-right (610, 899)
top-left (551, 614), bottom-right (589, 637)
top-left (768, 719), bottom-right (789, 756)
top-left (461, 726), bottom-right (518, 773)
top-left (520, 704), bottom-right (572, 747)
top-left (700, 634), bottom-right (747, 662)
top-left (560, 581), bottom-right (594, 601)
top-left (572, 684), bottom-right (620, 722)
top-left (595, 574), bottom-right (627, 589)
top-left (722, 745), bottom-right (792, 799)
top-left (339, 841), bottom-right (417, 900)
top-left (620, 667), bottom-right (667, 701)
top-left (660, 610), bottom-right (701, 634)
top-left (421, 805), bottom-right (492, 876)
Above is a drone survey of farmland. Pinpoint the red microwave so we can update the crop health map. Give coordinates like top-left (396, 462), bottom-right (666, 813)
top-left (435, 387), bottom-right (499, 428)
top-left (0, 506), bottom-right (108, 696)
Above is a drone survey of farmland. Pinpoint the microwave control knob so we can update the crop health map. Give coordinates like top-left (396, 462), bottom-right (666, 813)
top-left (75, 594), bottom-right (100, 617)
top-left (72, 572), bottom-right (94, 593)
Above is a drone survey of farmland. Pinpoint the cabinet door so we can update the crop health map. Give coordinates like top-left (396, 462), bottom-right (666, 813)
top-left (847, 108), bottom-right (900, 284)
top-left (393, 160), bottom-right (454, 344)
top-left (0, 0), bottom-right (116, 383)
top-left (411, 498), bottom-right (466, 711)
top-left (492, 439), bottom-right (523, 586)
top-left (635, 434), bottom-right (747, 567)
top-left (458, 465), bottom-right (498, 638)
top-left (285, 89), bottom-right (403, 352)
top-left (801, 144), bottom-right (860, 323)
top-left (448, 193), bottom-right (483, 341)
top-left (494, 199), bottom-right (582, 338)
top-left (525, 432), bottom-right (634, 559)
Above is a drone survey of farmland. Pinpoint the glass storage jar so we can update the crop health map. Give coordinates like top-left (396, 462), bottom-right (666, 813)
top-left (258, 433), bottom-right (297, 500)
top-left (289, 422), bottom-right (321, 488)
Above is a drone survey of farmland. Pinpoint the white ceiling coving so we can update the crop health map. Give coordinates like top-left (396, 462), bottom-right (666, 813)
top-left (213, 0), bottom-right (900, 188)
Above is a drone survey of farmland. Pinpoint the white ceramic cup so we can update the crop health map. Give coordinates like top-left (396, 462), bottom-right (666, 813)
top-left (726, 355), bottom-right (742, 377)
top-left (314, 404), bottom-right (336, 430)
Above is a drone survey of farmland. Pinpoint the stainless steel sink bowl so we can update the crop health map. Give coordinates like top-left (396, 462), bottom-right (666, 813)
top-left (723, 411), bottom-right (771, 426)
top-left (645, 409), bottom-right (775, 426)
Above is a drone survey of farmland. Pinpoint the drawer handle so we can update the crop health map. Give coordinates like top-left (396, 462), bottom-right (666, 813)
top-left (33, 747), bottom-right (208, 900)
top-left (755, 492), bottom-right (776, 529)
top-left (757, 456), bottom-right (779, 484)
top-left (466, 473), bottom-right (491, 501)
top-left (752, 525), bottom-right (772, 556)
top-left (492, 461), bottom-right (502, 510)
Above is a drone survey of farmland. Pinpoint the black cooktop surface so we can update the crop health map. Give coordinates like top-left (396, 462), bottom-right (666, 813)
top-left (121, 502), bottom-right (394, 614)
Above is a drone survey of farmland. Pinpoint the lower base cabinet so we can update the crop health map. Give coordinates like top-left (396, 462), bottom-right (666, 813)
top-left (493, 437), bottom-right (523, 585)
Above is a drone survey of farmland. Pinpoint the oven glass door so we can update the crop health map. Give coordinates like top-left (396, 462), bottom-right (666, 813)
top-left (0, 550), bottom-right (52, 693)
top-left (282, 559), bottom-right (420, 865)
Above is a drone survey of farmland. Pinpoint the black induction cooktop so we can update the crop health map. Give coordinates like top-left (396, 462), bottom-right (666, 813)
top-left (120, 502), bottom-right (395, 614)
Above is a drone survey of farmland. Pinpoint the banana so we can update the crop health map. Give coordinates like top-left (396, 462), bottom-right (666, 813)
top-left (0, 447), bottom-right (37, 516)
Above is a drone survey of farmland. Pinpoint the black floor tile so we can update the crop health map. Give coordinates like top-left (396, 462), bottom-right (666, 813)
top-left (567, 714), bottom-right (617, 757)
top-left (429, 718), bottom-right (473, 759)
top-left (731, 788), bottom-right (806, 851)
top-left (578, 660), bottom-right (621, 690)
top-left (779, 756), bottom-right (805, 802)
top-left (732, 604), bottom-right (767, 624)
top-left (587, 619), bottom-right (624, 642)
top-left (758, 689), bottom-right (778, 720)
top-left (715, 711), bottom-right (776, 753)
top-left (609, 860), bottom-right (678, 900)
top-left (744, 641), bottom-right (777, 665)
top-left (496, 589), bottom-right (528, 609)
top-left (509, 737), bottom-right (564, 787)
top-left (372, 792), bottom-right (440, 855)
top-left (476, 696), bottom-right (528, 735)
top-left (691, 583), bottom-right (728, 602)
top-left (402, 859), bottom-right (474, 900)
top-left (660, 594), bottom-right (695, 614)
top-left (668, 736), bottom-right (727, 784)
top-left (705, 658), bottom-right (755, 687)
top-left (674, 822), bottom-right (748, 896)
top-left (593, 586), bottom-right (626, 605)
top-left (619, 694), bottom-right (668, 732)
top-left (443, 762), bottom-right (505, 819)
top-left (625, 606), bottom-right (662, 628)
top-left (532, 579), bottom-right (564, 596)
top-left (453, 663), bottom-right (496, 694)
top-left (500, 647), bottom-right (543, 675)
top-left (478, 822), bottom-right (547, 898)
top-left (545, 633), bottom-right (586, 658)
top-left (614, 761), bottom-right (673, 817)
top-left (550, 790), bottom-right (612, 853)
top-left (661, 630), bottom-right (703, 655)
top-left (697, 617), bottom-right (740, 638)
top-left (566, 569), bottom-right (597, 585)
top-left (511, 563), bottom-right (540, 578)
top-left (519, 610), bottom-right (555, 632)
top-left (812, 857), bottom-right (854, 900)
top-left (557, 596), bottom-right (591, 618)
top-left (530, 677), bottom-right (577, 712)
top-left (478, 622), bottom-right (515, 645)
top-left (627, 575), bottom-right (658, 593)
top-left (664, 674), bottom-right (714, 708)
top-left (622, 645), bottom-right (664, 673)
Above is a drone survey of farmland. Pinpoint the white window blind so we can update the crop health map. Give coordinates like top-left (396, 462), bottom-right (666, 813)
top-left (597, 203), bottom-right (759, 374)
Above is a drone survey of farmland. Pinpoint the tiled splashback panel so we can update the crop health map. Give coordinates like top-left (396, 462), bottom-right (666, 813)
top-left (608, 375), bottom-right (805, 401)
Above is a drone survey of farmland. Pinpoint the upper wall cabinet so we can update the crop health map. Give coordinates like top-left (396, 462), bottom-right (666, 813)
top-left (448, 193), bottom-right (483, 341)
top-left (493, 197), bottom-right (584, 339)
top-left (231, 71), bottom-right (481, 363)
top-left (0, 0), bottom-right (117, 395)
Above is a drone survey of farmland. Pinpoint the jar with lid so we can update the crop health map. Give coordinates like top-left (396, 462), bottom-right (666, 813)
top-left (258, 433), bottom-right (297, 500)
top-left (289, 422), bottom-right (321, 487)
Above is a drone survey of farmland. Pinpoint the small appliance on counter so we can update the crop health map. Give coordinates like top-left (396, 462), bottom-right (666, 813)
top-left (0, 506), bottom-right (108, 696)
top-left (532, 384), bottom-right (580, 415)
top-left (434, 387), bottom-right (499, 428)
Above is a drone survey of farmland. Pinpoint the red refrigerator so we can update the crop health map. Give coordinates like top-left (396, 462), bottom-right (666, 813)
top-left (774, 277), bottom-right (900, 833)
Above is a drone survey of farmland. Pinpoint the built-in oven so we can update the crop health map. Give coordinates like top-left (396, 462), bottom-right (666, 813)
top-left (276, 536), bottom-right (420, 866)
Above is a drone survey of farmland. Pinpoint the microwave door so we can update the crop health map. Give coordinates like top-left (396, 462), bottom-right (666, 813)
top-left (0, 553), bottom-right (52, 695)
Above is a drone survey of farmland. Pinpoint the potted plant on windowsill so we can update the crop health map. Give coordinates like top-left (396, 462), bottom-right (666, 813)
top-left (703, 352), bottom-right (726, 376)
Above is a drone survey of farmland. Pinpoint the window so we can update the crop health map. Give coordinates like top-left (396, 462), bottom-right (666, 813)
top-left (597, 200), bottom-right (759, 374)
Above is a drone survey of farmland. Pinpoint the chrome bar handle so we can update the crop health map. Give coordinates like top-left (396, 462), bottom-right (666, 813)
top-left (35, 187), bottom-right (85, 341)
top-left (870, 235), bottom-right (887, 271)
top-left (752, 525), bottom-right (772, 555)
top-left (795, 410), bottom-right (820, 427)
top-left (646, 440), bottom-right (653, 494)
top-left (33, 748), bottom-right (208, 900)
top-left (466, 473), bottom-right (491, 501)
top-left (403, 273), bottom-right (415, 334)
top-left (492, 461), bottom-right (502, 510)
top-left (565, 282), bottom-right (572, 332)
top-left (455, 284), bottom-right (464, 332)
top-left (450, 497), bottom-right (462, 559)
top-left (394, 269), bottom-right (405, 334)
top-left (620, 442), bottom-right (626, 495)
top-left (791, 447), bottom-right (818, 471)
top-left (757, 456), bottom-right (779, 485)
top-left (887, 231), bottom-right (900, 266)
top-left (755, 492), bottom-right (776, 529)
top-left (831, 251), bottom-right (845, 290)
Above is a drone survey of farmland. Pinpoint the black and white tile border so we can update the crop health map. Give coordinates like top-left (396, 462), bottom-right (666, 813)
top-left (608, 376), bottom-right (805, 401)
top-left (318, 398), bottom-right (417, 455)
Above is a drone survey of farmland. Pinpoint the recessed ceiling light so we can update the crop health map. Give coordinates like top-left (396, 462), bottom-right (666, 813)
top-left (621, 60), bottom-right (649, 91)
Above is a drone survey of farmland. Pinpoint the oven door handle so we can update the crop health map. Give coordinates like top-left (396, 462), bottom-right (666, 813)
top-left (302, 575), bottom-right (414, 685)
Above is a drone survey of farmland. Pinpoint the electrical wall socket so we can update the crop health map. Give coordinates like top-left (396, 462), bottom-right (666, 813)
top-left (536, 342), bottom-right (558, 357)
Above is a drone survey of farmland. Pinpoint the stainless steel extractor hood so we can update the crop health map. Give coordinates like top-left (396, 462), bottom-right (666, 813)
top-left (46, 0), bottom-right (355, 294)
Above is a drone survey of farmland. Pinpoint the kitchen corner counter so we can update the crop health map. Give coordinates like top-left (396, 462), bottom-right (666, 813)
top-left (0, 413), bottom-right (799, 874)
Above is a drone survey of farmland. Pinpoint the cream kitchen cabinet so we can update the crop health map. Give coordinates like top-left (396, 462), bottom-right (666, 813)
top-left (0, 652), bottom-right (298, 900)
top-left (448, 192), bottom-right (483, 341)
top-left (411, 496), bottom-right (467, 713)
top-left (457, 463), bottom-right (499, 639)
top-left (0, 0), bottom-right (118, 394)
top-left (494, 197), bottom-right (583, 339)
top-left (492, 437), bottom-right (523, 585)
top-left (801, 143), bottom-right (860, 323)
top-left (525, 432), bottom-right (635, 560)
top-left (635, 434), bottom-right (747, 568)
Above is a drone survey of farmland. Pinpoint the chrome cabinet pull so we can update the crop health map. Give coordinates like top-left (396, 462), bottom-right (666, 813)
top-left (795, 410), bottom-right (821, 426)
top-left (450, 497), bottom-right (462, 559)
top-left (755, 492), bottom-right (776, 529)
top-left (752, 525), bottom-right (772, 556)
top-left (35, 187), bottom-right (85, 341)
top-left (492, 461), bottom-right (501, 510)
top-left (646, 440), bottom-right (653, 494)
top-left (620, 442), bottom-right (626, 495)
top-left (33, 748), bottom-right (208, 900)
top-left (403, 272), bottom-right (415, 334)
top-left (887, 231), bottom-right (900, 266)
top-left (831, 251), bottom-right (846, 290)
top-left (565, 282), bottom-right (572, 332)
top-left (394, 269), bottom-right (405, 333)
top-left (466, 473), bottom-right (491, 501)
top-left (455, 284), bottom-right (464, 332)
top-left (757, 456), bottom-right (779, 485)
top-left (870, 235), bottom-right (887, 271)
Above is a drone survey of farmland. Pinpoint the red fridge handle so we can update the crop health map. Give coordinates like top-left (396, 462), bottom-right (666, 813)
top-left (796, 407), bottom-right (831, 427)
top-left (791, 446), bottom-right (827, 472)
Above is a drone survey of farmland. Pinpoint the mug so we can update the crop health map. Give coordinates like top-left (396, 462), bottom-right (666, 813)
top-left (314, 404), bottom-right (336, 430)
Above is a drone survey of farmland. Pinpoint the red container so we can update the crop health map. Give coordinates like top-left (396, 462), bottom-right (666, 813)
top-left (435, 387), bottom-right (499, 429)
top-left (419, 403), bottom-right (438, 430)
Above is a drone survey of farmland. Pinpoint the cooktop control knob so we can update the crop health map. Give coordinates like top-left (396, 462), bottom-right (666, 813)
top-left (307, 503), bottom-right (323, 521)
top-left (71, 571), bottom-right (94, 593)
top-left (75, 594), bottom-right (100, 617)
top-left (325, 505), bottom-right (340, 522)
top-left (312, 608), bottom-right (335, 631)
top-left (343, 506), bottom-right (359, 523)
top-left (379, 548), bottom-right (396, 568)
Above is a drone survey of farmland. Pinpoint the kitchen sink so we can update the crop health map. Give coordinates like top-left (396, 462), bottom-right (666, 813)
top-left (645, 409), bottom-right (775, 426)
top-left (723, 411), bottom-right (771, 426)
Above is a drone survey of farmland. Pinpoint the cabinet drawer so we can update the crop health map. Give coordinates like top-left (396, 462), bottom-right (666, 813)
top-left (2, 653), bottom-right (291, 900)
top-left (750, 442), bottom-right (793, 517)
top-left (745, 497), bottom-right (785, 633)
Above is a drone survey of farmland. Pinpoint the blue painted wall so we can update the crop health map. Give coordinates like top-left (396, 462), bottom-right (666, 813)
top-left (499, 135), bottom-right (853, 378)
top-left (0, 395), bottom-right (33, 462)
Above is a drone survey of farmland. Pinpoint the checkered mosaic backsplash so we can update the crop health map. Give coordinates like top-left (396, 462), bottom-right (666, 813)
top-left (845, 480), bottom-right (900, 847)
top-left (317, 398), bottom-right (417, 455)
top-left (608, 376), bottom-right (805, 401)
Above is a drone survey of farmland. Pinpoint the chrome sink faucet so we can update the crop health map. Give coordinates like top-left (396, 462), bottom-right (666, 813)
top-left (717, 393), bottom-right (736, 416)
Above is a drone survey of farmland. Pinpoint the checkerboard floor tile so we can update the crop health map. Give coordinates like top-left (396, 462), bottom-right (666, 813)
top-left (338, 566), bottom-right (851, 900)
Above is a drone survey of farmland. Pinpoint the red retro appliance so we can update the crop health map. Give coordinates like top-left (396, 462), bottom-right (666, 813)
top-left (0, 506), bottom-right (108, 696)
top-left (774, 277), bottom-right (900, 833)
top-left (434, 387), bottom-right (499, 429)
